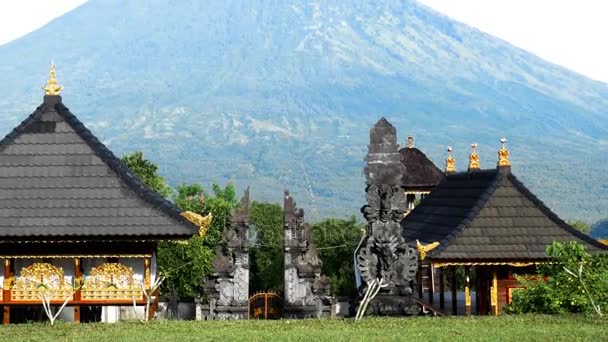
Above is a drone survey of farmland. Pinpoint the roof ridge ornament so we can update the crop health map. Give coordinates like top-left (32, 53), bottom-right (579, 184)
top-left (43, 62), bottom-right (63, 96)
top-left (406, 135), bottom-right (414, 148)
top-left (445, 146), bottom-right (456, 174)
top-left (468, 143), bottom-right (480, 171)
top-left (497, 137), bottom-right (510, 167)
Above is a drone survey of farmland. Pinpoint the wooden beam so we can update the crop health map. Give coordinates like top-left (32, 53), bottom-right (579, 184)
top-left (428, 264), bottom-right (434, 305)
top-left (3, 258), bottom-right (11, 325)
top-left (465, 267), bottom-right (472, 315)
top-left (439, 266), bottom-right (445, 310)
top-left (451, 266), bottom-right (457, 315)
top-left (491, 269), bottom-right (499, 316)
top-left (74, 258), bottom-right (82, 324)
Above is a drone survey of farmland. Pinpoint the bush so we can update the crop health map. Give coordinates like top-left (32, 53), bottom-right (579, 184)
top-left (506, 241), bottom-right (608, 315)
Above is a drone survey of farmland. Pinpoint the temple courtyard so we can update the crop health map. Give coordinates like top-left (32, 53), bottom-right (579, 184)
top-left (0, 316), bottom-right (605, 341)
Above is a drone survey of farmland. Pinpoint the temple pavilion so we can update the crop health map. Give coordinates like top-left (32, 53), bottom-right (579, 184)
top-left (403, 140), bottom-right (608, 315)
top-left (398, 136), bottom-right (444, 214)
top-left (0, 66), bottom-right (199, 323)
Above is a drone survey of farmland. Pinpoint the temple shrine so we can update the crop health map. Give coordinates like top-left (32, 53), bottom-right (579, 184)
top-left (0, 66), bottom-right (198, 323)
top-left (402, 137), bottom-right (608, 315)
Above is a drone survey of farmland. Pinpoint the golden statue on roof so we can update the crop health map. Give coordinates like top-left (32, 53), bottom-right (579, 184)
top-left (468, 143), bottom-right (480, 170)
top-left (43, 63), bottom-right (63, 96)
top-left (445, 146), bottom-right (455, 173)
top-left (406, 136), bottom-right (415, 148)
top-left (497, 137), bottom-right (510, 167)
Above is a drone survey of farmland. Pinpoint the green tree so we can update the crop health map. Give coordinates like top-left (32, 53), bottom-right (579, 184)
top-left (506, 241), bottom-right (608, 315)
top-left (311, 217), bottom-right (365, 297)
top-left (249, 201), bottom-right (284, 291)
top-left (120, 151), bottom-right (173, 198)
top-left (157, 183), bottom-right (238, 297)
top-left (120, 150), bottom-right (238, 297)
top-left (567, 220), bottom-right (591, 234)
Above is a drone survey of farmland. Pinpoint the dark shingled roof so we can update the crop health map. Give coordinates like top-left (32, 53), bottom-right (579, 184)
top-left (399, 147), bottom-right (444, 189)
top-left (402, 167), bottom-right (607, 260)
top-left (0, 95), bottom-right (197, 239)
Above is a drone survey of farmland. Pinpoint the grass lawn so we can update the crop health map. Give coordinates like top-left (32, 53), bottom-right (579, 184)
top-left (0, 315), bottom-right (605, 342)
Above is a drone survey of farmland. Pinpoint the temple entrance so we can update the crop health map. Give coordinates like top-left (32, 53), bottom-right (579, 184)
top-left (248, 291), bottom-right (282, 319)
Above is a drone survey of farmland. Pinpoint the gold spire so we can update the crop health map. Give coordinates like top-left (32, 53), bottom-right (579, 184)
top-left (497, 137), bottom-right (510, 167)
top-left (42, 62), bottom-right (63, 96)
top-left (406, 136), bottom-right (415, 148)
top-left (468, 143), bottom-right (480, 170)
top-left (445, 146), bottom-right (455, 173)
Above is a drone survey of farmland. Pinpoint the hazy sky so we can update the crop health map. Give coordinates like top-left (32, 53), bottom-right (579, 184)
top-left (0, 0), bottom-right (606, 83)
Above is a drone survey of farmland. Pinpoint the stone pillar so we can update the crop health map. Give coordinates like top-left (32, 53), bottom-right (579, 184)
top-left (283, 190), bottom-right (329, 318)
top-left (204, 188), bottom-right (251, 319)
top-left (355, 118), bottom-right (419, 316)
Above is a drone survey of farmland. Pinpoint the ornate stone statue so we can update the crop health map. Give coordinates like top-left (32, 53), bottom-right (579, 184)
top-left (204, 187), bottom-right (251, 319)
top-left (355, 118), bottom-right (419, 316)
top-left (283, 189), bottom-right (329, 317)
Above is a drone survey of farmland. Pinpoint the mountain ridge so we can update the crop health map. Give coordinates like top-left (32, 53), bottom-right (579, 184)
top-left (0, 0), bottom-right (606, 221)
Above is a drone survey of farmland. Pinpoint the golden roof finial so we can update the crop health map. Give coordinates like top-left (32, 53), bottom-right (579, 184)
top-left (468, 143), bottom-right (480, 170)
top-left (445, 146), bottom-right (455, 173)
top-left (43, 62), bottom-right (63, 96)
top-left (497, 137), bottom-right (510, 167)
top-left (406, 136), bottom-right (415, 148)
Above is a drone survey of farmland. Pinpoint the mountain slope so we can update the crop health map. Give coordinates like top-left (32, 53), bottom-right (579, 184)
top-left (0, 0), bottom-right (606, 221)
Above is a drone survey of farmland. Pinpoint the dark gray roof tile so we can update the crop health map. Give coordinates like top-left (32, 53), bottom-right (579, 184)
top-left (0, 95), bottom-right (197, 238)
top-left (403, 168), bottom-right (607, 260)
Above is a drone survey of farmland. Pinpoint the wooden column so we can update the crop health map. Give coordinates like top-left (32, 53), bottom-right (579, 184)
top-left (465, 266), bottom-right (471, 317)
top-left (428, 264), bottom-right (434, 305)
top-left (73, 258), bottom-right (82, 324)
top-left (491, 269), bottom-right (499, 316)
top-left (439, 266), bottom-right (445, 310)
top-left (3, 259), bottom-right (12, 325)
top-left (144, 257), bottom-right (151, 289)
top-left (451, 266), bottom-right (457, 315)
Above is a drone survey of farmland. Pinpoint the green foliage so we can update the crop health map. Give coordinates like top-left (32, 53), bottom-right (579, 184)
top-left (120, 151), bottom-right (173, 198)
top-left (249, 201), bottom-right (284, 291)
top-left (311, 217), bottom-right (365, 297)
top-left (156, 236), bottom-right (214, 298)
top-left (121, 150), bottom-right (239, 297)
top-left (567, 220), bottom-right (591, 234)
top-left (506, 241), bottom-right (608, 315)
top-left (157, 183), bottom-right (238, 297)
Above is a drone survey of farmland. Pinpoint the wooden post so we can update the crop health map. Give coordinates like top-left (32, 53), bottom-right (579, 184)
top-left (451, 266), bottom-right (457, 315)
top-left (417, 265), bottom-right (423, 298)
top-left (439, 266), bottom-right (445, 310)
top-left (465, 266), bottom-right (471, 317)
top-left (73, 258), bottom-right (82, 324)
top-left (3, 259), bottom-right (11, 325)
top-left (428, 264), bottom-right (434, 305)
top-left (491, 269), bottom-right (499, 316)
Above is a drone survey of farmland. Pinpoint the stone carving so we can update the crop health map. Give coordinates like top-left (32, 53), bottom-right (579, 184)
top-left (283, 189), bottom-right (329, 317)
top-left (355, 118), bottom-right (419, 316)
top-left (204, 187), bottom-right (251, 319)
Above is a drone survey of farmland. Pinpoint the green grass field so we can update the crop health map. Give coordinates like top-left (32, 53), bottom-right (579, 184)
top-left (0, 316), bottom-right (605, 342)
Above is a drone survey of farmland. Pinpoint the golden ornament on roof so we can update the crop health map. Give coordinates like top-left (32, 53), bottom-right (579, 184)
top-left (416, 240), bottom-right (440, 260)
top-left (181, 211), bottom-right (213, 237)
top-left (406, 136), bottom-right (415, 148)
top-left (42, 63), bottom-right (63, 96)
top-left (445, 146), bottom-right (455, 173)
top-left (468, 143), bottom-right (480, 170)
top-left (497, 137), bottom-right (510, 167)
